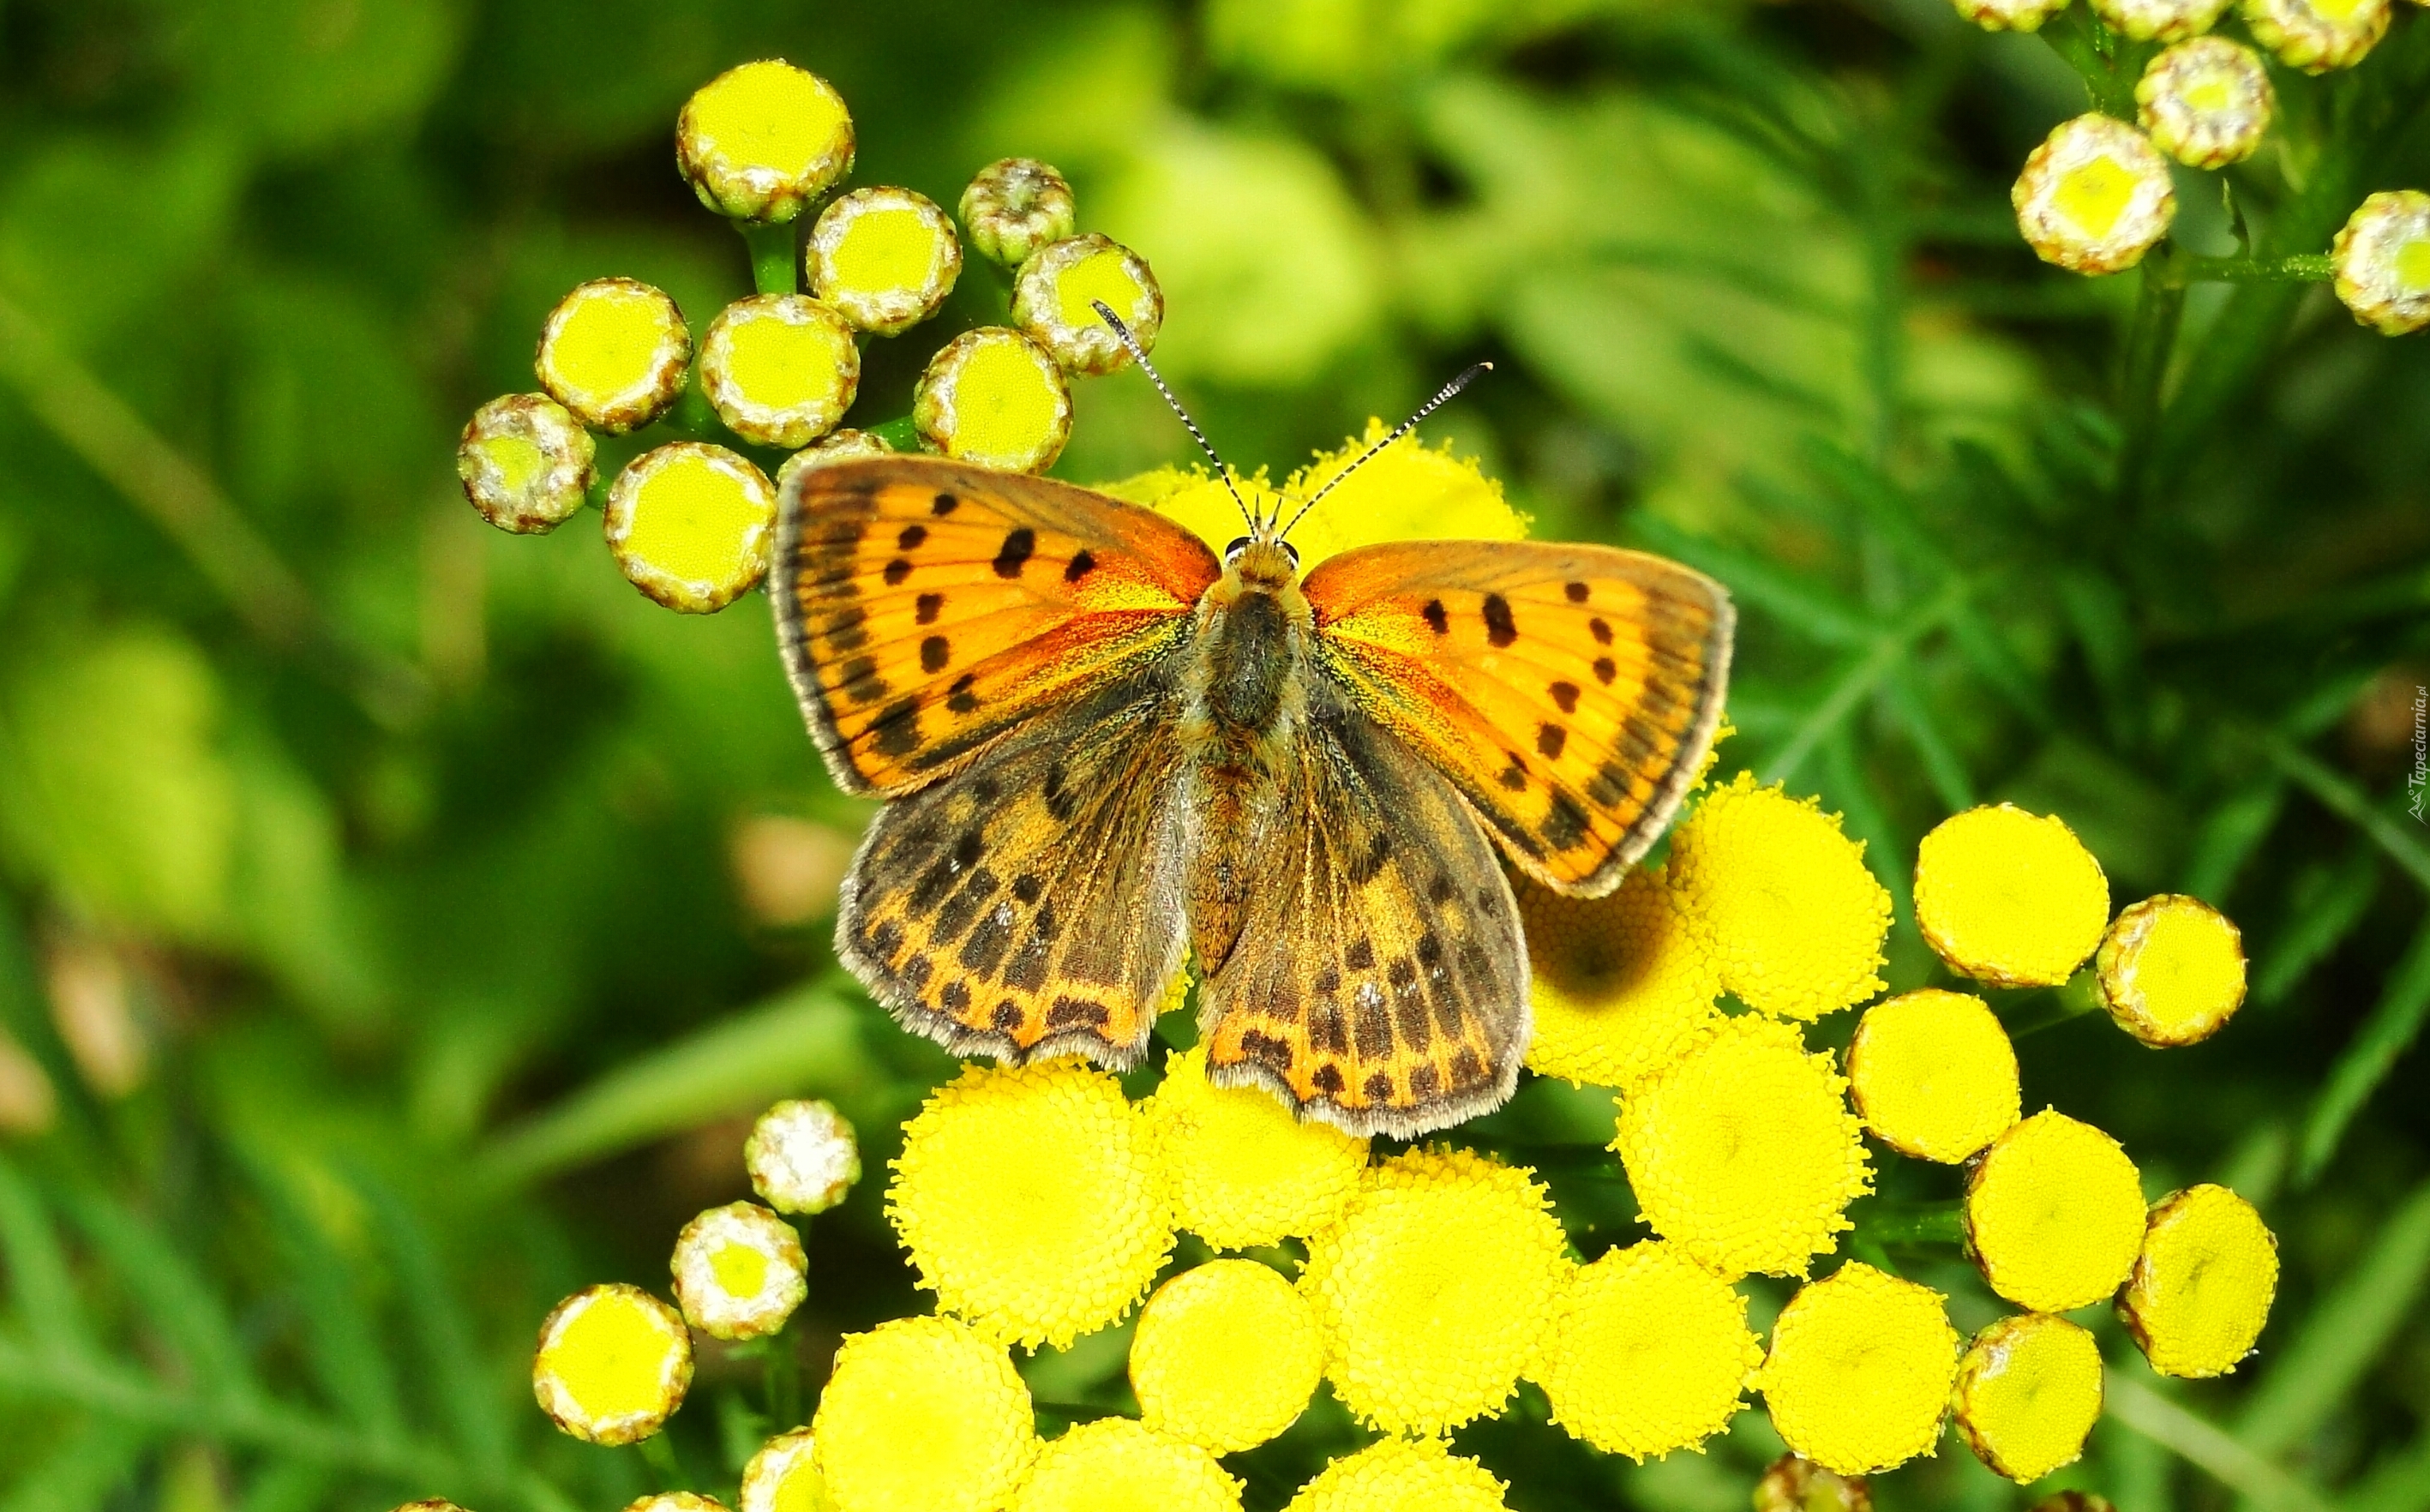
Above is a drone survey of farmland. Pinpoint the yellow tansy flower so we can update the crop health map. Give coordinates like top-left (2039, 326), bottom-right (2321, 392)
top-left (534, 277), bottom-right (693, 435)
top-left (1952, 1313), bottom-right (2104, 1483)
top-left (531, 1283), bottom-right (692, 1445)
top-left (1616, 1014), bottom-right (1872, 1278)
top-left (669, 1202), bottom-right (807, 1341)
top-left (1915, 805), bottom-right (2110, 988)
top-left (2331, 190), bottom-right (2430, 337)
top-left (2095, 894), bottom-right (2247, 1047)
top-left (2118, 1184), bottom-right (2278, 1377)
top-left (1845, 989), bottom-right (2020, 1163)
top-left (624, 1496), bottom-right (723, 1512)
top-left (1009, 1419), bottom-right (1241, 1512)
top-left (1756, 1262), bottom-right (1959, 1477)
top-left (1965, 1111), bottom-right (2147, 1312)
top-left (699, 295), bottom-right (859, 449)
top-left (675, 59), bottom-right (853, 224)
top-left (2011, 115), bottom-right (2178, 277)
top-left (1953, 0), bottom-right (2073, 27)
top-left (888, 1062), bottom-right (1173, 1348)
top-left (1143, 1046), bottom-right (1365, 1250)
top-left (1666, 774), bottom-right (1891, 1020)
top-left (1011, 232), bottom-right (1163, 375)
top-left (811, 1316), bottom-right (1035, 1512)
top-left (603, 443), bottom-right (778, 614)
top-left (739, 1428), bottom-right (821, 1512)
top-left (2136, 38), bottom-right (2277, 170)
top-left (1519, 867), bottom-right (1722, 1091)
top-left (1299, 1148), bottom-right (1568, 1434)
top-left (2094, 0), bottom-right (2233, 36)
top-left (776, 429), bottom-right (894, 495)
top-left (1753, 1455), bottom-right (1874, 1512)
top-left (2241, 0), bottom-right (2391, 72)
top-left (1535, 1240), bottom-right (1762, 1460)
top-left (808, 187), bottom-right (963, 337)
top-left (1131, 1259), bottom-right (1323, 1452)
top-left (457, 393), bottom-right (594, 534)
top-left (1281, 1437), bottom-right (1510, 1512)
top-left (913, 327), bottom-right (1073, 476)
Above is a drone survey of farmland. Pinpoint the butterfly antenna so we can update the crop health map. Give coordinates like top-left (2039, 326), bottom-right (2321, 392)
top-left (1092, 300), bottom-right (1258, 537)
top-left (1277, 362), bottom-right (1493, 542)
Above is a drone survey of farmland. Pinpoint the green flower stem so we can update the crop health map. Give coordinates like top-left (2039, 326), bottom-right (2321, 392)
top-left (2175, 254), bottom-right (2335, 285)
top-left (868, 414), bottom-right (921, 451)
top-left (2042, 8), bottom-right (2145, 119)
top-left (766, 1328), bottom-right (803, 1431)
top-left (1852, 1198), bottom-right (1965, 1247)
top-left (638, 1431), bottom-right (685, 1488)
top-left (739, 220), bottom-right (800, 297)
top-left (2115, 253), bottom-right (2189, 514)
top-left (2000, 971), bottom-right (2105, 1038)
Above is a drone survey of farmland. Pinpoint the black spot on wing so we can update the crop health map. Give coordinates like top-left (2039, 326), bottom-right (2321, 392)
top-left (946, 675), bottom-right (980, 715)
top-left (1590, 617), bottom-right (1614, 645)
top-left (1483, 593), bottom-right (1518, 648)
top-left (921, 636), bottom-right (951, 673)
top-left (1549, 681), bottom-right (1581, 714)
top-left (1565, 581), bottom-right (1590, 603)
top-left (898, 524), bottom-right (927, 550)
top-left (1422, 599), bottom-right (1449, 634)
top-left (993, 527), bottom-right (1035, 579)
top-left (872, 699), bottom-right (925, 757)
top-left (1537, 723), bottom-right (1567, 759)
top-left (1593, 657), bottom-right (1617, 685)
top-left (932, 492), bottom-right (960, 516)
top-left (884, 558), bottom-right (913, 585)
top-left (1064, 549), bottom-right (1097, 583)
top-left (916, 592), bottom-right (944, 625)
top-left (1545, 793), bottom-right (1590, 850)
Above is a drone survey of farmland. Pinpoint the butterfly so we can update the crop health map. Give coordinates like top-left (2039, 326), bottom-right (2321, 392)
top-left (773, 338), bottom-right (1732, 1138)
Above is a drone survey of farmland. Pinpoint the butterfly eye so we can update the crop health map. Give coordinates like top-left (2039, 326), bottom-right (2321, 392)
top-left (1278, 541), bottom-right (1300, 570)
top-left (1224, 536), bottom-right (1251, 564)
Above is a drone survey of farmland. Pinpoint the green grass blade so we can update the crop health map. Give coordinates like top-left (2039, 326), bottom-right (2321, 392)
top-left (1629, 516), bottom-right (1875, 648)
top-left (1883, 669), bottom-right (1975, 813)
top-left (1944, 597), bottom-right (2055, 729)
top-left (2257, 847), bottom-right (2381, 1007)
top-left (0, 1154), bottom-right (92, 1357)
top-left (2259, 732), bottom-right (2430, 895)
top-left (240, 1152), bottom-right (406, 1441)
top-left (0, 1413), bottom-right (151, 1512)
top-left (234, 1461), bottom-right (335, 1512)
top-left (2104, 1372), bottom-right (2336, 1512)
top-left (351, 1173), bottom-right (510, 1479)
top-left (2347, 1431), bottom-right (2430, 1512)
top-left (58, 1190), bottom-right (261, 1408)
top-left (2180, 781), bottom-right (2285, 906)
top-left (2295, 926), bottom-right (2430, 1185)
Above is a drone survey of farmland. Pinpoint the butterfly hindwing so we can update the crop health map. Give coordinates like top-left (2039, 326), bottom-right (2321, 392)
top-left (774, 457), bottom-right (1224, 796)
top-left (1300, 540), bottom-right (1733, 897)
top-left (1197, 687), bottom-right (1529, 1137)
top-left (839, 669), bottom-right (1194, 1066)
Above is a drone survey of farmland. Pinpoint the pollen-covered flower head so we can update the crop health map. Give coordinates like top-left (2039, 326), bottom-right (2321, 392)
top-left (531, 1283), bottom-right (692, 1445)
top-left (1298, 1147), bottom-right (1568, 1434)
top-left (2093, 0), bottom-right (2234, 37)
top-left (1965, 1110), bottom-right (2147, 1312)
top-left (603, 443), bottom-right (778, 614)
top-left (2012, 116), bottom-right (2178, 276)
top-left (1011, 233), bottom-right (1163, 375)
top-left (2331, 190), bottom-right (2430, 336)
top-left (457, 393), bottom-right (594, 534)
top-left (1756, 1262), bottom-right (1960, 1476)
top-left (1952, 1313), bottom-right (2105, 1483)
top-left (1009, 1418), bottom-right (1242, 1512)
top-left (1142, 1046), bottom-right (1365, 1249)
top-left (1845, 989), bottom-right (2020, 1162)
top-left (811, 1315), bottom-right (1035, 1512)
top-left (1616, 1013), bottom-right (1872, 1277)
top-left (699, 295), bottom-right (859, 449)
top-left (1666, 773), bottom-right (1892, 1019)
top-left (746, 1098), bottom-right (861, 1215)
top-left (2241, 0), bottom-right (2391, 71)
top-left (961, 158), bottom-right (1077, 268)
top-left (2096, 894), bottom-right (2247, 1046)
top-left (1950, 0), bottom-right (2073, 28)
top-left (888, 1061), bottom-right (1172, 1348)
top-left (1281, 1437), bottom-right (1510, 1512)
top-left (1131, 1258), bottom-right (1323, 1452)
top-left (808, 187), bottom-right (963, 336)
top-left (1519, 866), bottom-right (1721, 1090)
top-left (675, 59), bottom-right (853, 223)
top-left (669, 1202), bottom-right (806, 1341)
top-left (2137, 38), bottom-right (2277, 168)
top-left (1916, 804), bottom-right (2110, 987)
top-left (739, 1429), bottom-right (820, 1512)
top-left (534, 278), bottom-right (693, 435)
top-left (2118, 1183), bottom-right (2278, 1377)
top-left (1535, 1240), bottom-right (1763, 1460)
top-left (913, 327), bottom-right (1073, 475)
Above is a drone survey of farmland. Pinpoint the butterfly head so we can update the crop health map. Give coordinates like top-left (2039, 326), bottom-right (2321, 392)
top-left (1223, 535), bottom-right (1300, 589)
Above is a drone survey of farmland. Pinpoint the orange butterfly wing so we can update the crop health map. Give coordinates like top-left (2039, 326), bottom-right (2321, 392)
top-left (772, 457), bottom-right (1223, 796)
top-left (1301, 540), bottom-right (1732, 897)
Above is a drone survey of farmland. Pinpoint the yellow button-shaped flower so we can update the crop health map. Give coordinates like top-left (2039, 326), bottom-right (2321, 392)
top-left (531, 1283), bottom-right (692, 1445)
top-left (2096, 894), bottom-right (2247, 1047)
top-left (1616, 1013), bottom-right (1872, 1278)
top-left (1012, 233), bottom-right (1164, 375)
top-left (1010, 1419), bottom-right (1241, 1512)
top-left (1845, 989), bottom-right (2020, 1162)
top-left (2012, 116), bottom-right (2178, 277)
top-left (1299, 1148), bottom-right (1568, 1434)
top-left (603, 443), bottom-right (778, 614)
top-left (457, 393), bottom-right (595, 534)
top-left (740, 1428), bottom-right (821, 1512)
top-left (2119, 1184), bottom-right (2278, 1377)
top-left (1952, 1313), bottom-right (2104, 1483)
top-left (1966, 1111), bottom-right (2146, 1312)
top-left (1520, 866), bottom-right (1722, 1091)
top-left (1952, 0), bottom-right (2073, 27)
top-left (1757, 1262), bottom-right (1959, 1476)
top-left (913, 327), bottom-right (1073, 474)
top-left (1131, 1258), bottom-right (1323, 1453)
top-left (746, 1097), bottom-right (861, 1215)
top-left (812, 1316), bottom-right (1035, 1512)
top-left (676, 60), bottom-right (854, 224)
top-left (961, 158), bottom-right (1077, 268)
top-left (670, 1202), bottom-right (806, 1341)
top-left (1916, 804), bottom-right (2110, 987)
top-left (623, 1496), bottom-right (722, 1512)
top-left (1281, 1437), bottom-right (1509, 1512)
top-left (776, 429), bottom-right (895, 496)
top-left (699, 296), bottom-right (859, 448)
top-left (2137, 38), bottom-right (2277, 169)
top-left (888, 1062), bottom-right (1173, 1349)
top-left (1143, 1046), bottom-right (1365, 1250)
top-left (2332, 189), bottom-right (2430, 337)
top-left (2094, 0), bottom-right (2232, 37)
top-left (808, 187), bottom-right (962, 336)
top-left (2242, 0), bottom-right (2390, 72)
top-left (534, 278), bottom-right (693, 435)
top-left (1666, 774), bottom-right (1892, 1020)
top-left (1537, 1240), bottom-right (1762, 1460)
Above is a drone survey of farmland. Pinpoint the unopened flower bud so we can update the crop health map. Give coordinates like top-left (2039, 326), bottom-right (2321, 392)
top-left (776, 429), bottom-right (894, 496)
top-left (1011, 233), bottom-right (1163, 375)
top-left (534, 278), bottom-right (692, 435)
top-left (603, 443), bottom-right (777, 613)
top-left (532, 1283), bottom-right (692, 1444)
top-left (2241, 0), bottom-right (2391, 72)
top-left (457, 393), bottom-right (595, 533)
top-left (699, 295), bottom-right (859, 447)
top-left (2331, 189), bottom-right (2430, 335)
top-left (1950, 0), bottom-right (2072, 28)
top-left (2092, 0), bottom-right (2231, 36)
top-left (675, 60), bottom-right (854, 224)
top-left (2013, 115), bottom-right (2177, 276)
top-left (912, 327), bottom-right (1073, 473)
top-left (2138, 39), bottom-right (2277, 169)
top-left (739, 1431), bottom-right (821, 1512)
top-left (807, 187), bottom-right (963, 335)
top-left (959, 158), bottom-right (1077, 267)
top-left (1754, 1455), bottom-right (1873, 1512)
top-left (670, 1202), bottom-right (807, 1341)
top-left (747, 1098), bottom-right (861, 1215)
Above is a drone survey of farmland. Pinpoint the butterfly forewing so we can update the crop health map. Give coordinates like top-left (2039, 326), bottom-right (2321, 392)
top-left (774, 458), bottom-right (1223, 796)
top-left (1301, 540), bottom-right (1732, 897)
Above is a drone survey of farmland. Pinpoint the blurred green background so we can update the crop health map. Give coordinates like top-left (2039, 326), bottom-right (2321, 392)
top-left (0, 0), bottom-right (2426, 1509)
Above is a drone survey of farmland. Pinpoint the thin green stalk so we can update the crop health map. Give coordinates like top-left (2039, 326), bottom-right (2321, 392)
top-left (2115, 253), bottom-right (2188, 517)
top-left (738, 220), bottom-right (800, 297)
top-left (767, 1329), bottom-right (803, 1432)
top-left (1764, 581), bottom-right (1967, 786)
top-left (2177, 255), bottom-right (2334, 285)
top-left (2105, 1373), bottom-right (2338, 1512)
top-left (1852, 1199), bottom-right (1965, 1247)
top-left (2256, 732), bottom-right (2430, 895)
top-left (868, 415), bottom-right (921, 451)
top-left (638, 1432), bottom-right (686, 1489)
top-left (2295, 924), bottom-right (2430, 1185)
